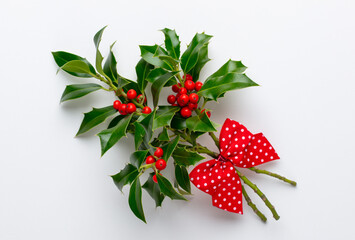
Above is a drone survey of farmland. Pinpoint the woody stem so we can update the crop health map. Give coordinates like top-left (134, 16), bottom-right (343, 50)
top-left (241, 185), bottom-right (267, 222)
top-left (248, 167), bottom-right (297, 186)
top-left (235, 169), bottom-right (280, 220)
top-left (209, 132), bottom-right (219, 148)
top-left (195, 144), bottom-right (218, 158)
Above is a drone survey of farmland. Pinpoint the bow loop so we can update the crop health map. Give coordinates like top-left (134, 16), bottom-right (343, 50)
top-left (219, 119), bottom-right (252, 160)
top-left (219, 119), bottom-right (280, 167)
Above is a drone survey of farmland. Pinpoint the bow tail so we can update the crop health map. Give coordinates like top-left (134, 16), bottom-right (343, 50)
top-left (190, 159), bottom-right (244, 214)
top-left (211, 167), bottom-right (243, 214)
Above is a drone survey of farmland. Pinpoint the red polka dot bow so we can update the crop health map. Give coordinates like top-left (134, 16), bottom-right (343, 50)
top-left (189, 118), bottom-right (279, 214)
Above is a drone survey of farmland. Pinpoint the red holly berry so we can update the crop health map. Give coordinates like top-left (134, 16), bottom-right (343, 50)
top-left (175, 93), bottom-right (181, 99)
top-left (118, 104), bottom-right (127, 115)
top-left (142, 106), bottom-right (152, 114)
top-left (181, 107), bottom-right (192, 118)
top-left (184, 80), bottom-right (195, 91)
top-left (155, 159), bottom-right (167, 170)
top-left (179, 87), bottom-right (187, 95)
top-left (113, 100), bottom-right (121, 110)
top-left (154, 147), bottom-right (164, 158)
top-left (152, 173), bottom-right (162, 183)
top-left (195, 81), bottom-right (203, 91)
top-left (146, 155), bottom-right (155, 164)
top-left (189, 93), bottom-right (199, 104)
top-left (177, 94), bottom-right (189, 106)
top-left (188, 102), bottom-right (198, 110)
top-left (137, 94), bottom-right (147, 103)
top-left (167, 95), bottom-right (176, 104)
top-left (172, 103), bottom-right (178, 106)
top-left (126, 103), bottom-right (136, 114)
top-left (153, 174), bottom-right (158, 183)
top-left (127, 89), bottom-right (137, 99)
top-left (184, 74), bottom-right (193, 81)
top-left (201, 109), bottom-right (211, 117)
top-left (172, 83), bottom-right (181, 93)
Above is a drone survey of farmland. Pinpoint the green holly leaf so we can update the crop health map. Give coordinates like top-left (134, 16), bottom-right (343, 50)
top-left (111, 163), bottom-right (139, 192)
top-left (60, 83), bottom-right (102, 102)
top-left (187, 44), bottom-right (210, 82)
top-left (139, 45), bottom-right (175, 70)
top-left (173, 147), bottom-right (205, 166)
top-left (146, 68), bottom-right (177, 87)
top-left (175, 165), bottom-right (191, 194)
top-left (199, 72), bottom-right (258, 101)
top-left (170, 114), bottom-right (187, 130)
top-left (136, 58), bottom-right (154, 92)
top-left (181, 33), bottom-right (212, 74)
top-left (93, 26), bottom-right (108, 79)
top-left (97, 114), bottom-right (133, 156)
top-left (153, 46), bottom-right (180, 68)
top-left (198, 59), bottom-right (254, 100)
top-left (136, 110), bottom-right (156, 154)
top-left (129, 177), bottom-right (146, 223)
top-left (94, 26), bottom-right (107, 49)
top-left (115, 75), bottom-right (131, 89)
top-left (190, 131), bottom-right (207, 141)
top-left (142, 173), bottom-right (165, 207)
top-left (161, 136), bottom-right (179, 162)
top-left (206, 59), bottom-right (247, 79)
top-left (146, 68), bottom-right (166, 83)
top-left (151, 72), bottom-right (178, 108)
top-left (103, 42), bottom-right (118, 84)
top-left (156, 174), bottom-right (186, 200)
top-left (161, 28), bottom-right (180, 59)
top-left (153, 106), bottom-right (180, 130)
top-left (52, 51), bottom-right (96, 78)
top-left (107, 115), bottom-right (125, 129)
top-left (134, 122), bottom-right (145, 150)
top-left (130, 150), bottom-right (149, 168)
top-left (186, 112), bottom-right (217, 132)
top-left (139, 110), bottom-right (155, 144)
top-left (76, 106), bottom-right (117, 136)
top-left (60, 60), bottom-right (96, 77)
top-left (157, 127), bottom-right (169, 141)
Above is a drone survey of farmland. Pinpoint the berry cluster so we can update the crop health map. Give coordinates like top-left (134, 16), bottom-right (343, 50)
top-left (145, 147), bottom-right (166, 183)
top-left (113, 89), bottom-right (152, 115)
top-left (167, 74), bottom-right (203, 118)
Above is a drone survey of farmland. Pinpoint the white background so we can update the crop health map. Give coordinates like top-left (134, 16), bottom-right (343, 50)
top-left (1, 0), bottom-right (354, 239)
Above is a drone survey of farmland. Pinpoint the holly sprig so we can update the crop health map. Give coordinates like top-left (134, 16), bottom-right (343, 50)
top-left (53, 26), bottom-right (296, 223)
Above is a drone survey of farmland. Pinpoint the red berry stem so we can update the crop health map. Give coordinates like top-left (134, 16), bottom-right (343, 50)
top-left (115, 88), bottom-right (128, 100)
top-left (131, 99), bottom-right (144, 109)
top-left (176, 72), bottom-right (184, 85)
top-left (114, 88), bottom-right (145, 109)
top-left (137, 162), bottom-right (156, 178)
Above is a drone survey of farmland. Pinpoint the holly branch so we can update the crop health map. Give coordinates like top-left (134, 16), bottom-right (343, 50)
top-left (53, 26), bottom-right (296, 223)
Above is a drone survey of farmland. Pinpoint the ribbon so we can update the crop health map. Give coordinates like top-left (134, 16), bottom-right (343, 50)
top-left (189, 118), bottom-right (279, 214)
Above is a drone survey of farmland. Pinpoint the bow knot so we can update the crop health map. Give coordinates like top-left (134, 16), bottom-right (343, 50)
top-left (217, 154), bottom-right (229, 163)
top-left (189, 118), bottom-right (280, 214)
